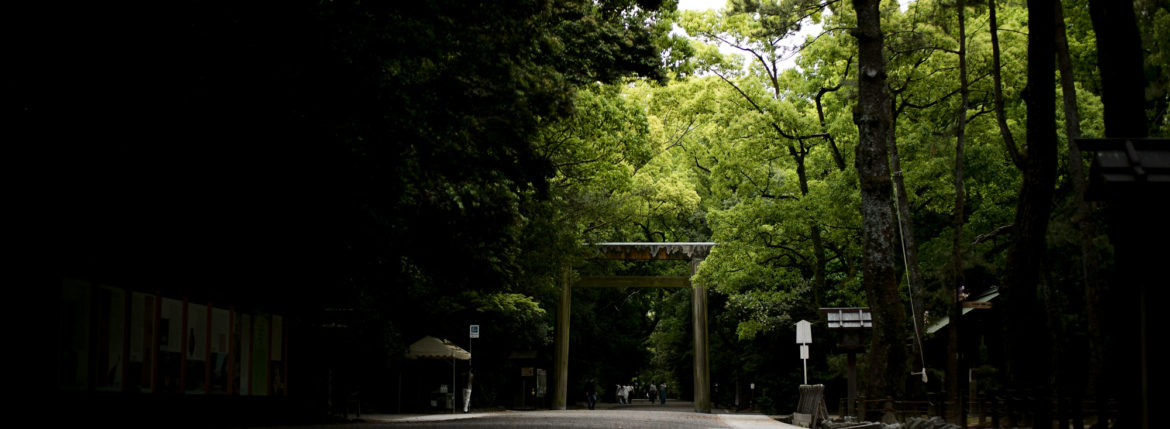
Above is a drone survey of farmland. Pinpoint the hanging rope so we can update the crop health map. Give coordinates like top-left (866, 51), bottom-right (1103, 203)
top-left (892, 170), bottom-right (928, 383)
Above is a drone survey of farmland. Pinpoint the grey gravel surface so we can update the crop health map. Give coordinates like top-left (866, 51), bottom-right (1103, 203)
top-left (261, 401), bottom-right (801, 429)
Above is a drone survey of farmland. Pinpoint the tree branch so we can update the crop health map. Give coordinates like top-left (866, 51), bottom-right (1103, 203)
top-left (817, 55), bottom-right (853, 171)
top-left (989, 0), bottom-right (1025, 169)
top-left (971, 223), bottom-right (1014, 246)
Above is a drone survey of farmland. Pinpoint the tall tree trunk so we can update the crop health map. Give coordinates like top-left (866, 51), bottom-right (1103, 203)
top-left (810, 223), bottom-right (828, 309)
top-left (1001, 1), bottom-right (1057, 427)
top-left (792, 144), bottom-right (828, 308)
top-left (1054, 2), bottom-right (1095, 427)
top-left (948, 2), bottom-right (970, 425)
top-left (887, 111), bottom-right (927, 382)
top-left (812, 66), bottom-right (851, 309)
top-left (717, 64), bottom-right (839, 309)
top-left (1089, 1), bottom-right (1150, 139)
top-left (1087, 1), bottom-right (1150, 428)
top-left (851, 0), bottom-right (907, 403)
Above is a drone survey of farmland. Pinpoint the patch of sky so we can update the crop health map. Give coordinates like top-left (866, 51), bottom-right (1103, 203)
top-left (673, 0), bottom-right (914, 73)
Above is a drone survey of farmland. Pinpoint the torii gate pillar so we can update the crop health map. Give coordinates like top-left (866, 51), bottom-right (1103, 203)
top-left (552, 265), bottom-right (571, 410)
top-left (691, 257), bottom-right (711, 413)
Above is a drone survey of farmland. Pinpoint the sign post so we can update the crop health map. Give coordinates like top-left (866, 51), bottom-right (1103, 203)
top-left (466, 325), bottom-right (479, 413)
top-left (796, 320), bottom-right (812, 385)
top-left (469, 325), bottom-right (479, 370)
top-left (794, 320), bottom-right (828, 428)
top-left (819, 307), bottom-right (872, 418)
top-left (467, 324), bottom-right (477, 367)
top-left (469, 324), bottom-right (478, 365)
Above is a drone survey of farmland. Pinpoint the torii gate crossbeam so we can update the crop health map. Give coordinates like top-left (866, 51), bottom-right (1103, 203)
top-left (552, 242), bottom-right (715, 413)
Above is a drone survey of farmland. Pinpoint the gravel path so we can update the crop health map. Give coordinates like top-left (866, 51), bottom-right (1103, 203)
top-left (347, 401), bottom-right (802, 429)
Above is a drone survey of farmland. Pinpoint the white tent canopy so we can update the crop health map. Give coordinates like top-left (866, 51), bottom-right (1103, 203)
top-left (403, 336), bottom-right (472, 414)
top-left (405, 336), bottom-right (471, 360)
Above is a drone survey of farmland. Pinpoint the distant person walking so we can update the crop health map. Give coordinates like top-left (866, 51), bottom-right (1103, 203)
top-left (585, 379), bottom-right (597, 410)
top-left (649, 383), bottom-right (658, 404)
top-left (659, 382), bottom-right (667, 405)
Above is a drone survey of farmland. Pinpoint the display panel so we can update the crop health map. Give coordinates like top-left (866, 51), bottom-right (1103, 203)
top-left (239, 314), bottom-right (251, 396)
top-left (156, 298), bottom-right (183, 393)
top-left (271, 315), bottom-right (284, 395)
top-left (210, 307), bottom-right (230, 394)
top-left (127, 292), bottom-right (155, 392)
top-left (250, 314), bottom-right (270, 396)
top-left (185, 303), bottom-right (207, 393)
top-left (58, 279), bottom-right (91, 390)
top-left (95, 286), bottom-right (126, 391)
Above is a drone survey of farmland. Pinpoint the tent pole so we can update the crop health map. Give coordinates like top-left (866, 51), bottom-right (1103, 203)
top-left (449, 357), bottom-right (453, 416)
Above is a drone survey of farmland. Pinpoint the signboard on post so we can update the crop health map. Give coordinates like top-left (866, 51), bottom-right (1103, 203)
top-left (470, 325), bottom-right (480, 339)
top-left (962, 301), bottom-right (992, 309)
top-left (796, 320), bottom-right (812, 385)
top-left (819, 307), bottom-right (871, 419)
top-left (796, 320), bottom-right (812, 344)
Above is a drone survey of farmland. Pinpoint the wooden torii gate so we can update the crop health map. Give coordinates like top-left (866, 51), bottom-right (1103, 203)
top-left (551, 242), bottom-right (715, 413)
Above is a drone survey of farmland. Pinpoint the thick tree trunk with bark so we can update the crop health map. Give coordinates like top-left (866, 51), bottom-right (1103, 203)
top-left (1089, 1), bottom-right (1149, 139)
top-left (1001, 1), bottom-right (1057, 427)
top-left (1054, 2), bottom-right (1095, 427)
top-left (948, 2), bottom-right (970, 425)
top-left (887, 115), bottom-right (926, 371)
top-left (851, 0), bottom-right (907, 402)
top-left (1087, 1), bottom-right (1151, 428)
top-left (792, 144), bottom-right (828, 308)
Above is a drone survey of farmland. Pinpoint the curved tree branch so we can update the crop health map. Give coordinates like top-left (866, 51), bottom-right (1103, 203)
top-left (989, 0), bottom-right (1025, 170)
